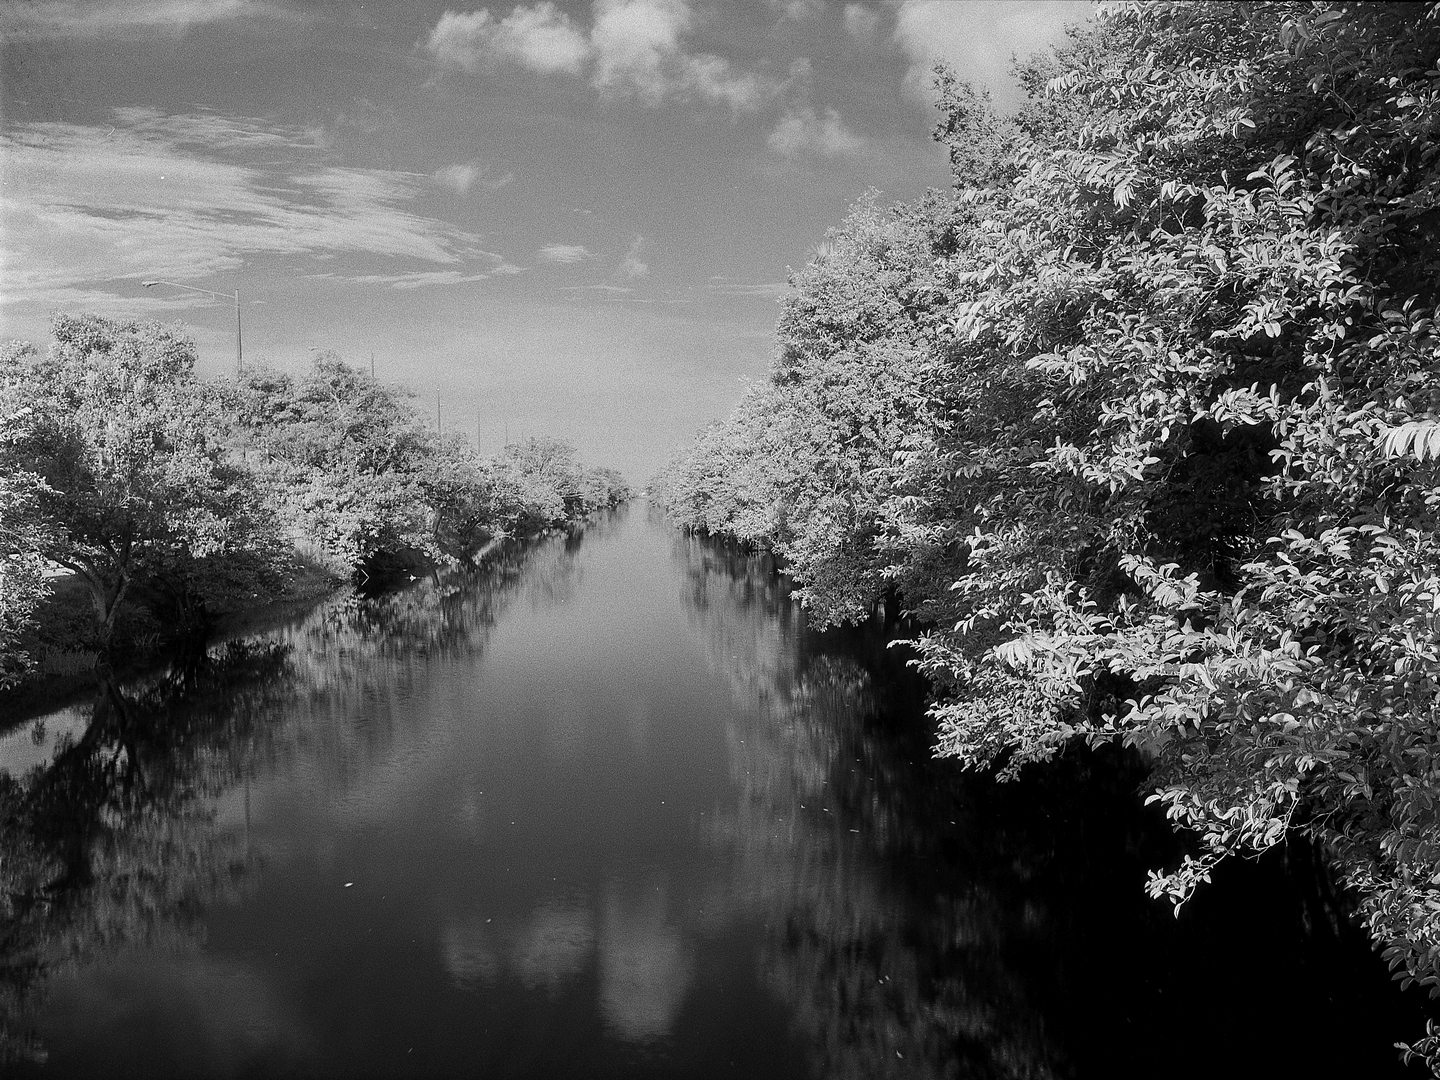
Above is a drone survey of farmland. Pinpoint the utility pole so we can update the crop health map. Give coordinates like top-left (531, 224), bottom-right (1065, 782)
top-left (371, 352), bottom-right (375, 379)
top-left (436, 395), bottom-right (442, 434)
top-left (142, 279), bottom-right (241, 373)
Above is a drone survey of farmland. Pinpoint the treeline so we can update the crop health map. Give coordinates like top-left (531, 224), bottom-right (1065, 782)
top-left (654, 1), bottom-right (1440, 1064)
top-left (0, 314), bottom-right (628, 687)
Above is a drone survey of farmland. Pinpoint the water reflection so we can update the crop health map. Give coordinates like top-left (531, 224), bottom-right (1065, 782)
top-left (598, 876), bottom-right (694, 1044)
top-left (0, 533), bottom-right (586, 1067)
top-left (0, 508), bottom-right (1425, 1078)
top-left (0, 643), bottom-right (295, 1064)
top-left (674, 530), bottom-right (1063, 1078)
top-left (672, 526), bottom-right (1427, 1080)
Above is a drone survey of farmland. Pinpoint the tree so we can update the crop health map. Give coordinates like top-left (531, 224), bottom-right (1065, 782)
top-left (661, 1), bottom-right (1440, 1062)
top-left (0, 316), bottom-right (277, 652)
top-left (890, 6), bottom-right (1440, 1031)
top-left (656, 191), bottom-right (956, 624)
top-left (0, 372), bottom-right (54, 687)
top-left (493, 436), bottom-right (631, 526)
top-left (228, 359), bottom-right (630, 576)
top-left (227, 354), bottom-right (435, 573)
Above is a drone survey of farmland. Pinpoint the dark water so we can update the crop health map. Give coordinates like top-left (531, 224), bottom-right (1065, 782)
top-left (0, 506), bottom-right (1429, 1079)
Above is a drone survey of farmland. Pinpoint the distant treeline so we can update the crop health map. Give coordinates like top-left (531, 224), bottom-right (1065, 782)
top-left (654, 2), bottom-right (1440, 1066)
top-left (0, 313), bottom-right (629, 684)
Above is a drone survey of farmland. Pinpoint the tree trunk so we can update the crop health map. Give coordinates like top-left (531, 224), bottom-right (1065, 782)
top-left (74, 563), bottom-right (130, 657)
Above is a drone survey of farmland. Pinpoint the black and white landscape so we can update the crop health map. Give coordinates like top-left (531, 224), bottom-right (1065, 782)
top-left (3, 3), bottom-right (1439, 1078)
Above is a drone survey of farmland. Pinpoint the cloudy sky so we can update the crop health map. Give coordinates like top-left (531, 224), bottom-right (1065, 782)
top-left (0, 0), bottom-right (1084, 481)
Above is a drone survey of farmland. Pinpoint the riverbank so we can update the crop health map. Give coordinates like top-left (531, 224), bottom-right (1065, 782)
top-left (0, 552), bottom-right (343, 728)
top-left (0, 521), bottom-right (609, 730)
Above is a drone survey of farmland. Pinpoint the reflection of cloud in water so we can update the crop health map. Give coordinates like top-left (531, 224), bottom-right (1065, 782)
top-left (454, 786), bottom-right (487, 831)
top-left (598, 878), bottom-right (693, 1044)
top-left (154, 956), bottom-right (315, 1062)
top-left (441, 897), bottom-right (594, 994)
top-left (515, 899), bottom-right (595, 993)
top-left (440, 880), bottom-right (692, 1045)
top-left (441, 916), bottom-right (500, 987)
top-left (0, 705), bottom-right (90, 777)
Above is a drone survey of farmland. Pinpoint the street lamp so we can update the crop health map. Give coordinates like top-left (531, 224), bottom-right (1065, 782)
top-left (141, 279), bottom-right (242, 373)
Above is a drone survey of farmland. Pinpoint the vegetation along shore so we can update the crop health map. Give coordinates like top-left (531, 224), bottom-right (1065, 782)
top-left (652, 4), bottom-right (1440, 1067)
top-left (0, 314), bottom-right (630, 713)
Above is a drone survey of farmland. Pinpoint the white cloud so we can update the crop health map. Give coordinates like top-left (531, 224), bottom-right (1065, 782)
top-left (891, 0), bottom-right (1084, 111)
top-left (538, 244), bottom-right (594, 264)
top-left (0, 110), bottom-right (497, 306)
top-left (842, 3), bottom-right (881, 43)
top-left (434, 162), bottom-right (481, 193)
top-left (108, 106), bottom-right (328, 151)
top-left (0, 0), bottom-right (292, 37)
top-left (614, 236), bottom-right (649, 281)
top-left (420, 1), bottom-right (874, 157)
top-left (330, 267), bottom-right (513, 290)
top-left (422, 0), bottom-right (781, 113)
top-left (433, 161), bottom-right (515, 194)
top-left (424, 4), bottom-right (591, 75)
top-left (571, 283), bottom-right (634, 294)
top-left (768, 0), bottom-right (824, 22)
top-left (706, 276), bottom-right (790, 298)
top-left (767, 105), bottom-right (864, 159)
top-left (589, 0), bottom-right (769, 110)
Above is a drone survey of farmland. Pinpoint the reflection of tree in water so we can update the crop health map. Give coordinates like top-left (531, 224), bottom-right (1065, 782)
top-left (0, 525), bottom-right (592, 1065)
top-left (725, 652), bottom-right (1072, 1080)
top-left (247, 528), bottom-right (589, 789)
top-left (679, 532), bottom-right (1408, 1080)
top-left (673, 530), bottom-right (804, 712)
top-left (678, 531), bottom-right (1064, 1077)
top-left (305, 527), bottom-right (589, 672)
top-left (0, 642), bottom-right (297, 1064)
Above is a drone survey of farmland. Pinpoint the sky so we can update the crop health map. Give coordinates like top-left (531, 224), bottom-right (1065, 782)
top-left (0, 0), bottom-right (1086, 482)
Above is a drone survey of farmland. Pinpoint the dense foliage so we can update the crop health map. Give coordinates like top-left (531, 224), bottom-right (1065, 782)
top-left (682, 532), bottom-right (1417, 1079)
top-left (0, 317), bottom-right (276, 653)
top-left (0, 316), bottom-right (629, 680)
top-left (656, 0), bottom-right (1440, 1060)
top-left (228, 356), bottom-right (628, 575)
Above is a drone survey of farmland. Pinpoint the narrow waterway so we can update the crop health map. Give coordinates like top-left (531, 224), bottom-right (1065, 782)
top-left (0, 506), bottom-right (1427, 1079)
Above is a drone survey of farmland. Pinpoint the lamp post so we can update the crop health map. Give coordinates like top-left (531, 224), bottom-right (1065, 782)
top-left (141, 280), bottom-right (242, 373)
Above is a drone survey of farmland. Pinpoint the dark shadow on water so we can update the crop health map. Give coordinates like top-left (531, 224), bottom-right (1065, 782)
top-left (0, 641), bottom-right (296, 1064)
top-left (674, 528), bottom-right (1434, 1080)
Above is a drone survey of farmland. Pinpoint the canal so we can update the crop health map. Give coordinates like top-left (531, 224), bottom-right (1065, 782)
top-left (0, 505), bottom-right (1426, 1078)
